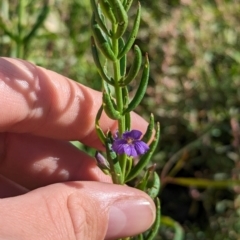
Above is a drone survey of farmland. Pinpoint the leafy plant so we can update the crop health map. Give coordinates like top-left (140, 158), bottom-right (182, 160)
top-left (90, 0), bottom-right (161, 239)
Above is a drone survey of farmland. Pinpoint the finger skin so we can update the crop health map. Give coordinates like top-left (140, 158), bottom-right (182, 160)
top-left (0, 58), bottom-right (155, 240)
top-left (0, 57), bottom-right (148, 149)
top-left (0, 57), bottom-right (148, 188)
top-left (0, 174), bottom-right (28, 197)
top-left (0, 133), bottom-right (111, 189)
top-left (0, 182), bottom-right (155, 240)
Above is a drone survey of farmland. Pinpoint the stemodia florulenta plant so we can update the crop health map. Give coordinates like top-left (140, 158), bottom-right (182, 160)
top-left (90, 0), bottom-right (161, 239)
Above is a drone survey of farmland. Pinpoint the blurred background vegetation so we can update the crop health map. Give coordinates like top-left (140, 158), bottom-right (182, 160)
top-left (1, 0), bottom-right (240, 239)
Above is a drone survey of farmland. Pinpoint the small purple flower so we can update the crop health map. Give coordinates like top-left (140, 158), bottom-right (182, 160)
top-left (112, 130), bottom-right (149, 157)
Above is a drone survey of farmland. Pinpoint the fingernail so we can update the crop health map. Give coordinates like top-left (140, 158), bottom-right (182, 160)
top-left (105, 197), bottom-right (155, 240)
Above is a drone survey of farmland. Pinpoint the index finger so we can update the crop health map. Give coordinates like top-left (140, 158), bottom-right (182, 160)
top-left (0, 57), bottom-right (148, 149)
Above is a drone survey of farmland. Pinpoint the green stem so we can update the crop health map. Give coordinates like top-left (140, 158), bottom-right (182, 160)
top-left (112, 24), bottom-right (127, 184)
top-left (112, 27), bottom-right (124, 134)
top-left (17, 0), bottom-right (25, 58)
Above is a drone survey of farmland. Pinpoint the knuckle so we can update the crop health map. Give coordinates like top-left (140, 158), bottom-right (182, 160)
top-left (67, 191), bottom-right (107, 240)
top-left (41, 192), bottom-right (75, 240)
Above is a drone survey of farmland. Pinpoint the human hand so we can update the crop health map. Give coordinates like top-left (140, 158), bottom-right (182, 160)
top-left (0, 58), bottom-right (155, 240)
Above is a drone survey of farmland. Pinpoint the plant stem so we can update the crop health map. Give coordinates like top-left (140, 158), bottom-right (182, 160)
top-left (112, 25), bottom-right (125, 135)
top-left (17, 0), bottom-right (25, 58)
top-left (112, 24), bottom-right (127, 184)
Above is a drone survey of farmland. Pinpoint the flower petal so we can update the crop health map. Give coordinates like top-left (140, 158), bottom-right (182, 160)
top-left (130, 130), bottom-right (143, 139)
top-left (112, 139), bottom-right (127, 154)
top-left (123, 144), bottom-right (132, 156)
top-left (134, 140), bottom-right (149, 155)
top-left (125, 145), bottom-right (138, 157)
top-left (122, 130), bottom-right (132, 139)
top-left (123, 130), bottom-right (142, 140)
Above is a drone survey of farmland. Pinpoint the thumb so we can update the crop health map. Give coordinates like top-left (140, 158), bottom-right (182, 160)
top-left (0, 181), bottom-right (156, 240)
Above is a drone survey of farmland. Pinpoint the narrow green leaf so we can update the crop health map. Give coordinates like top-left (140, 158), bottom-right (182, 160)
top-left (99, 0), bottom-right (116, 23)
top-left (167, 177), bottom-right (240, 189)
top-left (120, 45), bottom-right (142, 86)
top-left (122, 87), bottom-right (131, 130)
top-left (105, 134), bottom-right (123, 184)
top-left (90, 0), bottom-right (110, 36)
top-left (95, 105), bottom-right (106, 144)
top-left (106, 134), bottom-right (117, 160)
top-left (147, 172), bottom-right (160, 199)
top-left (108, 0), bottom-right (128, 38)
top-left (161, 216), bottom-right (184, 240)
top-left (103, 91), bottom-right (121, 120)
top-left (173, 223), bottom-right (184, 240)
top-left (132, 234), bottom-right (144, 240)
top-left (122, 0), bottom-right (127, 8)
top-left (91, 15), bottom-right (116, 61)
top-left (91, 37), bottom-right (114, 85)
top-left (142, 114), bottom-right (155, 143)
top-left (125, 111), bottom-right (131, 131)
top-left (118, 2), bottom-right (141, 59)
top-left (126, 122), bottom-right (160, 182)
top-left (125, 156), bottom-right (133, 178)
top-left (135, 169), bottom-right (151, 191)
top-left (123, 53), bottom-right (149, 114)
top-left (24, 2), bottom-right (49, 44)
top-left (133, 234), bottom-right (144, 240)
top-left (0, 17), bottom-right (17, 40)
top-left (122, 86), bottom-right (129, 107)
top-left (124, 0), bottom-right (134, 12)
top-left (145, 198), bottom-right (161, 240)
top-left (119, 37), bottom-right (127, 77)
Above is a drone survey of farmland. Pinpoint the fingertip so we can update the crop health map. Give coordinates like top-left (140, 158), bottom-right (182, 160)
top-left (105, 193), bottom-right (155, 239)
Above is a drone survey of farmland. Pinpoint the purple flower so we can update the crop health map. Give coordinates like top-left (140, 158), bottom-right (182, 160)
top-left (112, 130), bottom-right (149, 157)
